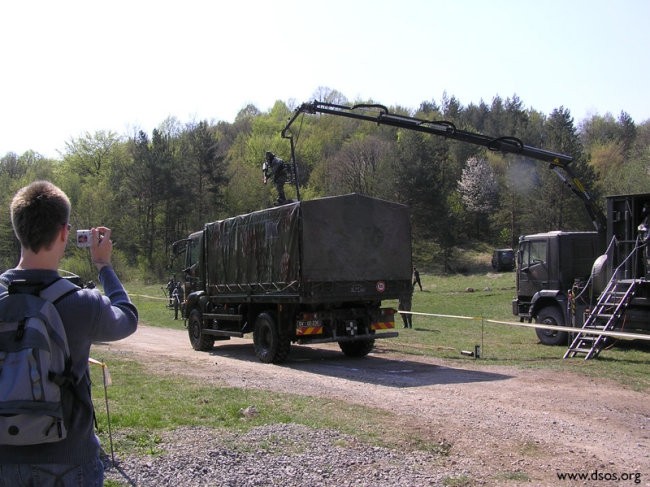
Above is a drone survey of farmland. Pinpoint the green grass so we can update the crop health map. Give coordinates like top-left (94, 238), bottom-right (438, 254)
top-left (125, 284), bottom-right (185, 331)
top-left (382, 271), bottom-right (650, 391)
top-left (88, 352), bottom-right (444, 460)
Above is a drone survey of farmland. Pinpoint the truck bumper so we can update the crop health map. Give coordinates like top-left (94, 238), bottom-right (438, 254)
top-left (512, 298), bottom-right (532, 321)
top-left (297, 331), bottom-right (398, 345)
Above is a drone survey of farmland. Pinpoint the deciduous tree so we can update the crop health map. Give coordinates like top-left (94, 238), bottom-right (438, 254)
top-left (457, 156), bottom-right (499, 237)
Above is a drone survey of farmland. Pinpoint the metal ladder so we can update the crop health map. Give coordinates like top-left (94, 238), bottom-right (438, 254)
top-left (564, 277), bottom-right (637, 360)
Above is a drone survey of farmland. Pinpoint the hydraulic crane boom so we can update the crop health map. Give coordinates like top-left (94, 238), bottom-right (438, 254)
top-left (282, 101), bottom-right (606, 233)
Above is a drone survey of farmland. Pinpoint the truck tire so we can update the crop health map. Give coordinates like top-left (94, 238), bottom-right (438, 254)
top-left (339, 339), bottom-right (375, 358)
top-left (188, 308), bottom-right (215, 351)
top-left (535, 307), bottom-right (568, 346)
top-left (253, 312), bottom-right (291, 364)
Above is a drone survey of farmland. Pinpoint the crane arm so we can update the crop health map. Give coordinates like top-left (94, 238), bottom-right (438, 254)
top-left (282, 101), bottom-right (606, 233)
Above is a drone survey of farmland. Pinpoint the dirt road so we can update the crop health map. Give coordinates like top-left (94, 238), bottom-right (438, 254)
top-left (95, 325), bottom-right (649, 485)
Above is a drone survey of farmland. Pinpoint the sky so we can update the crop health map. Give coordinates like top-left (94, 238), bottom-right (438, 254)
top-left (1, 0), bottom-right (649, 159)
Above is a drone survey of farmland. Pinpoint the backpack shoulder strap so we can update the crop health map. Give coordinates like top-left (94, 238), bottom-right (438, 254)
top-left (40, 278), bottom-right (80, 304)
top-left (0, 277), bottom-right (8, 295)
top-left (37, 278), bottom-right (80, 369)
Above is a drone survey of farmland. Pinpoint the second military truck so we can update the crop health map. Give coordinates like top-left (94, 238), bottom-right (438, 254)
top-left (172, 193), bottom-right (412, 363)
top-left (513, 192), bottom-right (650, 352)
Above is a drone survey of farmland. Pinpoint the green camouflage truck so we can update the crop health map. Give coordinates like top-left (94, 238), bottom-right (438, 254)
top-left (172, 193), bottom-right (412, 363)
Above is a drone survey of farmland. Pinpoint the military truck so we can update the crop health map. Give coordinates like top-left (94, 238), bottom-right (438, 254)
top-left (491, 248), bottom-right (515, 272)
top-left (514, 192), bottom-right (650, 355)
top-left (172, 193), bottom-right (412, 363)
top-left (513, 230), bottom-right (605, 345)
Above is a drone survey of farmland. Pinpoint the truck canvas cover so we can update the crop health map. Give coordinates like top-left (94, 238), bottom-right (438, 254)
top-left (301, 194), bottom-right (410, 281)
top-left (204, 194), bottom-right (411, 296)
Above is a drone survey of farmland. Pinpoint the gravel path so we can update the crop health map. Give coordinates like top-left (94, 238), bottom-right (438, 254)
top-left (105, 424), bottom-right (446, 487)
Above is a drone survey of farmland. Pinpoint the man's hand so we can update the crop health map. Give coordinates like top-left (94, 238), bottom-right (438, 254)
top-left (90, 226), bottom-right (112, 271)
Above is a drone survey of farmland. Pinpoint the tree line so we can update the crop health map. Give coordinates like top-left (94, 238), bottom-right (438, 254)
top-left (1, 88), bottom-right (648, 280)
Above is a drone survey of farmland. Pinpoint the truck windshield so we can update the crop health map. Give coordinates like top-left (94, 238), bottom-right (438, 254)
top-left (188, 238), bottom-right (199, 269)
top-left (522, 240), bottom-right (547, 267)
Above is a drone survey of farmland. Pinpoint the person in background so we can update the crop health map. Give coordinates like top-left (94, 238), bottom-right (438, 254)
top-left (398, 292), bottom-right (413, 329)
top-left (262, 151), bottom-right (288, 205)
top-left (0, 180), bottom-right (138, 487)
top-left (172, 281), bottom-right (184, 320)
top-left (166, 276), bottom-right (176, 306)
top-left (412, 266), bottom-right (422, 291)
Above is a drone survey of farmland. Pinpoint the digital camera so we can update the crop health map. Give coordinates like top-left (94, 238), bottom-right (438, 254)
top-left (76, 229), bottom-right (92, 248)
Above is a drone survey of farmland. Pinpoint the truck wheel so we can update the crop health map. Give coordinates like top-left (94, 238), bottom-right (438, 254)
top-left (188, 308), bottom-right (215, 351)
top-left (253, 313), bottom-right (290, 364)
top-left (535, 307), bottom-right (568, 346)
top-left (339, 339), bottom-right (375, 358)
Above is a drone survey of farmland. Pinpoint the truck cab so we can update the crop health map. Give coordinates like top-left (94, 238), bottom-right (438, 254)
top-left (171, 230), bottom-right (204, 300)
top-left (513, 231), bottom-right (604, 345)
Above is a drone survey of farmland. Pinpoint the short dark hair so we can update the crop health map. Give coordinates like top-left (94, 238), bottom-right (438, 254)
top-left (10, 180), bottom-right (70, 253)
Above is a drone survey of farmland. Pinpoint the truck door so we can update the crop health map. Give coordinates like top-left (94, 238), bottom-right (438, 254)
top-left (184, 232), bottom-right (202, 295)
top-left (518, 238), bottom-right (549, 299)
top-left (171, 231), bottom-right (203, 297)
